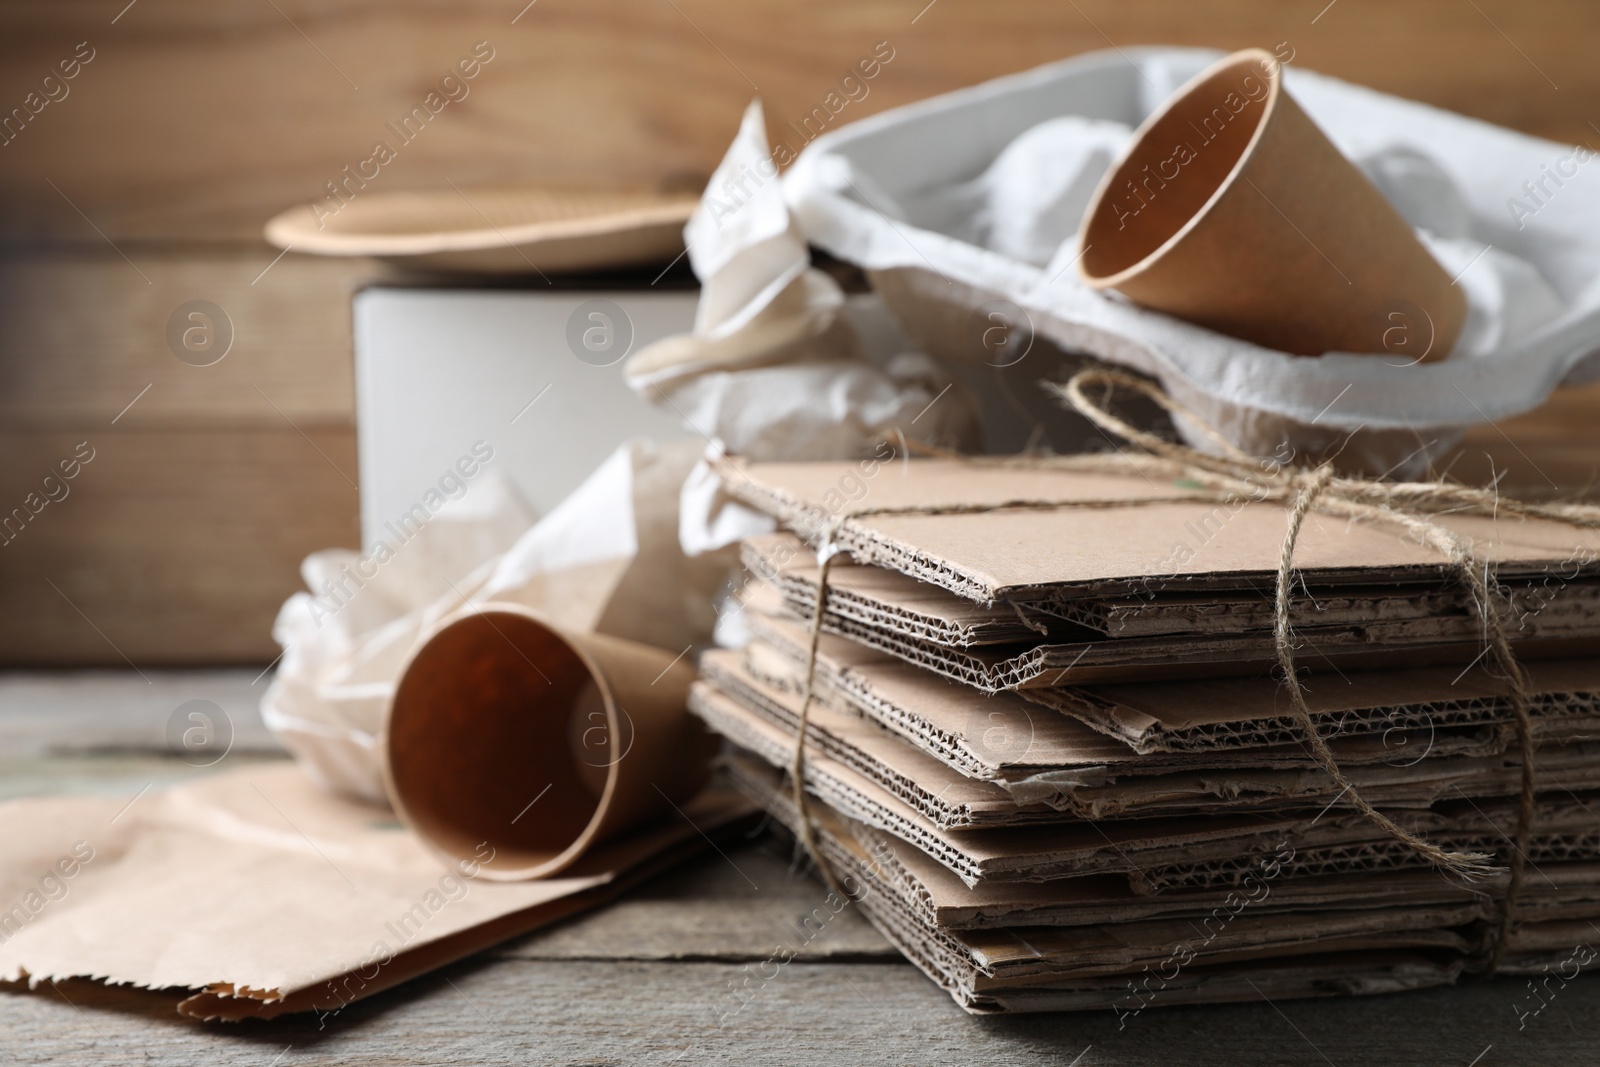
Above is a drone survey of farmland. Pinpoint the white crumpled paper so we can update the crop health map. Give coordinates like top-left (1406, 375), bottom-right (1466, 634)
top-left (263, 440), bottom-right (732, 803)
top-left (783, 47), bottom-right (1600, 442)
top-left (624, 99), bottom-right (977, 462)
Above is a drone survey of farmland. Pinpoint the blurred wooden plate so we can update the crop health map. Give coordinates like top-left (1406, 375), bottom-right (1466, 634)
top-left (264, 185), bottom-right (698, 274)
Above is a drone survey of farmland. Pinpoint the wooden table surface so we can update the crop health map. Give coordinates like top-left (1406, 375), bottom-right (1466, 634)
top-left (2, 670), bottom-right (1597, 1066)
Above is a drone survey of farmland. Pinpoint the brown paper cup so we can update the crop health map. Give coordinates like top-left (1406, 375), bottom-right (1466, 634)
top-left (383, 603), bottom-right (714, 881)
top-left (1079, 48), bottom-right (1464, 361)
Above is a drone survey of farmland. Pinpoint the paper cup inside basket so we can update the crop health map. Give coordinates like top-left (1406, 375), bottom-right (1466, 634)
top-left (383, 604), bottom-right (712, 881)
top-left (1079, 48), bottom-right (1464, 362)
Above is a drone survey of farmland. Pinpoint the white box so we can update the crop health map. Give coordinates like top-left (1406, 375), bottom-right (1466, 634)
top-left (353, 287), bottom-right (698, 549)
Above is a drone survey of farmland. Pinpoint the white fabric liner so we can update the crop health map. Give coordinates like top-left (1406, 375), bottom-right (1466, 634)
top-left (783, 47), bottom-right (1600, 431)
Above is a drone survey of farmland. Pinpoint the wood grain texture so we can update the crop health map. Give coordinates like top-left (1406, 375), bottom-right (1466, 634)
top-left (0, 0), bottom-right (1594, 243)
top-left (0, 667), bottom-right (280, 759)
top-left (0, 249), bottom-right (380, 426)
top-left (0, 246), bottom-right (376, 665)
top-left (501, 832), bottom-right (895, 963)
top-left (3, 951), bottom-right (1597, 1064)
top-left (0, 666), bottom-right (285, 805)
top-left (0, 427), bottom-right (359, 665)
top-left (1451, 381), bottom-right (1600, 499)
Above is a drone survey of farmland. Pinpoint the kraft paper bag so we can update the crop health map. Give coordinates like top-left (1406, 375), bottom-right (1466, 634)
top-left (0, 763), bottom-right (753, 1021)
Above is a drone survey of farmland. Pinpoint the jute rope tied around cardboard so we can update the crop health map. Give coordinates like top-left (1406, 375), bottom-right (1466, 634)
top-left (787, 367), bottom-right (1600, 969)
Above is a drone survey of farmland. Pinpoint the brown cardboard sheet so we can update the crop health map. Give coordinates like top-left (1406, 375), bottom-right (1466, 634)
top-left (738, 632), bottom-right (1146, 781)
top-left (714, 724), bottom-right (1342, 887)
top-left (774, 782), bottom-right (1600, 934)
top-left (0, 764), bottom-right (754, 1021)
top-left (700, 651), bottom-right (1513, 824)
top-left (1024, 658), bottom-right (1600, 753)
top-left (737, 636), bottom-right (1498, 780)
top-left (756, 754), bottom-right (1478, 923)
top-left (710, 714), bottom-right (1600, 889)
top-left (753, 780), bottom-right (1595, 1014)
top-left (737, 578), bottom-right (1600, 691)
top-left (715, 456), bottom-right (1600, 604)
top-left (773, 786), bottom-right (1474, 1014)
top-left (969, 951), bottom-right (1465, 1014)
top-left (743, 531), bottom-right (1600, 645)
top-left (735, 617), bottom-right (1600, 778)
top-left (961, 909), bottom-right (1476, 989)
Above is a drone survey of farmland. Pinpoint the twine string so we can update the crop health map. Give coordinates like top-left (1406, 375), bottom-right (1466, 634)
top-left (790, 541), bottom-right (852, 901)
top-left (1271, 464), bottom-right (1493, 876)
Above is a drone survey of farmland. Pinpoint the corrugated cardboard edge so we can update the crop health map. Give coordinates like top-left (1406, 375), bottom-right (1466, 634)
top-left (740, 758), bottom-right (1478, 1014)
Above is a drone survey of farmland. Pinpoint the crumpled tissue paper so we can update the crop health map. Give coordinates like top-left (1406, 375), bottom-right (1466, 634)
top-left (624, 99), bottom-right (978, 462)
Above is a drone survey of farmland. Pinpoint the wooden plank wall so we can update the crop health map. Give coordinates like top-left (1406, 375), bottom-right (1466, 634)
top-left (0, 0), bottom-right (1594, 664)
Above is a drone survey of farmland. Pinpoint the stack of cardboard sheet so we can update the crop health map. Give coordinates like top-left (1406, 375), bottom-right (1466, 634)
top-left (691, 456), bottom-right (1600, 1014)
